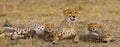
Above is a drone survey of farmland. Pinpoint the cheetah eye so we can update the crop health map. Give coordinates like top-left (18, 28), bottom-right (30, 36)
top-left (24, 30), bottom-right (27, 31)
top-left (108, 34), bottom-right (111, 36)
top-left (51, 26), bottom-right (54, 28)
top-left (47, 27), bottom-right (49, 28)
top-left (75, 12), bottom-right (77, 13)
top-left (69, 12), bottom-right (72, 14)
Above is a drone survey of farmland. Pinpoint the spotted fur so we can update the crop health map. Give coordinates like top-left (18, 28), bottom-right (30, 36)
top-left (2, 24), bottom-right (45, 40)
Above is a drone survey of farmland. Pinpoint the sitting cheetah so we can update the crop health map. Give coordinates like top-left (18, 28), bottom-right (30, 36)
top-left (43, 23), bottom-right (55, 42)
top-left (87, 22), bottom-right (115, 43)
top-left (53, 9), bottom-right (79, 44)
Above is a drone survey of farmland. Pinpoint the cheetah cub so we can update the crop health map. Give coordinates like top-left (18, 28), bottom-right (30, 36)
top-left (87, 22), bottom-right (115, 43)
top-left (44, 23), bottom-right (55, 42)
top-left (53, 9), bottom-right (79, 44)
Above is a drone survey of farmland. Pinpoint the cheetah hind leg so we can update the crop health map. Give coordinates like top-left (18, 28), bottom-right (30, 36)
top-left (101, 37), bottom-right (115, 43)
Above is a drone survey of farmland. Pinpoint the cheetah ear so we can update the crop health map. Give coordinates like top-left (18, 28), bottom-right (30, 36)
top-left (63, 9), bottom-right (67, 15)
top-left (87, 24), bottom-right (91, 28)
top-left (59, 7), bottom-right (66, 14)
top-left (59, 7), bottom-right (66, 11)
top-left (87, 23), bottom-right (91, 26)
top-left (99, 25), bottom-right (103, 28)
top-left (74, 8), bottom-right (78, 11)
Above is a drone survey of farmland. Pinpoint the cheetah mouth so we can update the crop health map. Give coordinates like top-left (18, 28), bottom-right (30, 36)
top-left (45, 30), bottom-right (53, 32)
top-left (70, 18), bottom-right (75, 21)
top-left (91, 29), bottom-right (97, 32)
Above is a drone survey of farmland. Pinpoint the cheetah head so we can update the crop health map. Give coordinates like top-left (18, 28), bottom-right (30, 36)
top-left (63, 9), bottom-right (77, 22)
top-left (45, 24), bottom-right (55, 33)
top-left (88, 23), bottom-right (101, 32)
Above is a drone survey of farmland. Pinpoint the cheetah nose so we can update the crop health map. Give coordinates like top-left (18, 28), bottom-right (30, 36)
top-left (72, 16), bottom-right (75, 18)
top-left (40, 29), bottom-right (42, 31)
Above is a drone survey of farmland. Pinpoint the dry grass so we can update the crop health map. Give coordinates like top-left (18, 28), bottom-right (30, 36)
top-left (0, 0), bottom-right (120, 47)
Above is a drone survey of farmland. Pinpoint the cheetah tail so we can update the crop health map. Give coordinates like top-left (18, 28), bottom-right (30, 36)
top-left (2, 24), bottom-right (18, 31)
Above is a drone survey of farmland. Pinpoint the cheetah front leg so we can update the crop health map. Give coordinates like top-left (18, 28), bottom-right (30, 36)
top-left (73, 33), bottom-right (79, 43)
top-left (44, 35), bottom-right (49, 41)
top-left (53, 35), bottom-right (59, 44)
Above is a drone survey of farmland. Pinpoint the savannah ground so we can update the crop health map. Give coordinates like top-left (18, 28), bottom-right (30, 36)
top-left (0, 0), bottom-right (120, 47)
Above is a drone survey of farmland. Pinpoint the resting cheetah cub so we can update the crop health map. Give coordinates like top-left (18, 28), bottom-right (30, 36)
top-left (44, 23), bottom-right (55, 42)
top-left (53, 9), bottom-right (79, 44)
top-left (87, 22), bottom-right (115, 43)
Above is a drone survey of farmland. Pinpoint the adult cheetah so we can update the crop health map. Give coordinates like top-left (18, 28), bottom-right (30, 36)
top-left (53, 9), bottom-right (79, 44)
